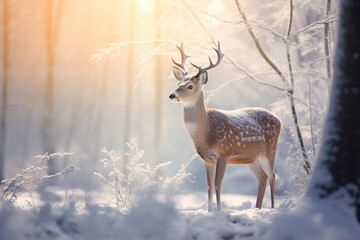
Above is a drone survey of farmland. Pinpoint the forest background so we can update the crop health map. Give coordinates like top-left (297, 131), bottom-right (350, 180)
top-left (0, 0), bottom-right (336, 198)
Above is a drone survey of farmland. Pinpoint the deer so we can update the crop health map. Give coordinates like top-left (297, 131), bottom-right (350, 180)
top-left (169, 42), bottom-right (281, 212)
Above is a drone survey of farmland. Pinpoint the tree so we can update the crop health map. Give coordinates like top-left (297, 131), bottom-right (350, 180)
top-left (154, 0), bottom-right (163, 165)
top-left (234, 0), bottom-right (311, 174)
top-left (122, 0), bottom-right (136, 174)
top-left (307, 0), bottom-right (360, 221)
top-left (324, 0), bottom-right (332, 83)
top-left (269, 0), bottom-right (360, 238)
top-left (43, 0), bottom-right (63, 175)
top-left (43, 0), bottom-right (56, 175)
top-left (0, 0), bottom-right (9, 182)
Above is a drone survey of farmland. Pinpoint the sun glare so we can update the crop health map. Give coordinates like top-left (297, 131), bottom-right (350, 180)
top-left (136, 0), bottom-right (154, 13)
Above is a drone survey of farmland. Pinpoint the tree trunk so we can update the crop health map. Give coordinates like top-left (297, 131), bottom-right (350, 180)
top-left (307, 0), bottom-right (360, 222)
top-left (43, 0), bottom-right (55, 175)
top-left (324, 0), bottom-right (332, 84)
top-left (0, 0), bottom-right (9, 182)
top-left (42, 0), bottom-right (63, 174)
top-left (269, 2), bottom-right (360, 238)
top-left (122, 0), bottom-right (135, 174)
top-left (154, 0), bottom-right (162, 166)
top-left (93, 59), bottom-right (109, 161)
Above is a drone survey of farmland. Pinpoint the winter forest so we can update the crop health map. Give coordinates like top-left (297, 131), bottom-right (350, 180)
top-left (1, 0), bottom-right (360, 239)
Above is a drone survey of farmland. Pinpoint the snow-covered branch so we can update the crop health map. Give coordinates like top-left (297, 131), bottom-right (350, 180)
top-left (0, 152), bottom-right (75, 203)
top-left (292, 16), bottom-right (337, 39)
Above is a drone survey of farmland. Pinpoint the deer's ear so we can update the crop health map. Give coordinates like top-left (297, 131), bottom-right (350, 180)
top-left (173, 66), bottom-right (186, 81)
top-left (198, 71), bottom-right (208, 85)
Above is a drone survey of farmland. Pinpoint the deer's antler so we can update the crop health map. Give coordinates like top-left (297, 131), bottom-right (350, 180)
top-left (191, 41), bottom-right (224, 78)
top-left (172, 42), bottom-right (190, 73)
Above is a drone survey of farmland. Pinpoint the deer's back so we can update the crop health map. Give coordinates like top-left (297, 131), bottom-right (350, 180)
top-left (206, 107), bottom-right (281, 160)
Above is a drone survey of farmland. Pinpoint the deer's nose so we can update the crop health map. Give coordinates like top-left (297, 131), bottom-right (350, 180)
top-left (169, 93), bottom-right (176, 100)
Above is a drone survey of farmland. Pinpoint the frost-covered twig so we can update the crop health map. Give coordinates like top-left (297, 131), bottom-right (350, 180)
top-left (286, 0), bottom-right (311, 174)
top-left (292, 16), bottom-right (337, 38)
top-left (234, 0), bottom-right (288, 85)
top-left (307, 75), bottom-right (316, 157)
top-left (225, 55), bottom-right (287, 91)
top-left (324, 0), bottom-right (333, 85)
top-left (200, 10), bottom-right (242, 25)
top-left (200, 10), bottom-right (285, 41)
top-left (247, 20), bottom-right (285, 41)
top-left (94, 139), bottom-right (193, 208)
top-left (180, 0), bottom-right (216, 44)
top-left (0, 152), bottom-right (75, 203)
top-left (90, 39), bottom-right (179, 61)
top-left (180, 1), bottom-right (288, 93)
top-left (205, 73), bottom-right (284, 102)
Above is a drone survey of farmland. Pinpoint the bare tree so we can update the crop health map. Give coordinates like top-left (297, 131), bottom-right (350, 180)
top-left (43, 0), bottom-right (63, 175)
top-left (270, 1), bottom-right (360, 238)
top-left (324, 0), bottom-right (332, 83)
top-left (234, 0), bottom-right (311, 174)
top-left (122, 0), bottom-right (136, 174)
top-left (43, 0), bottom-right (55, 174)
top-left (0, 0), bottom-right (9, 182)
top-left (154, 0), bottom-right (163, 165)
top-left (307, 0), bottom-right (360, 222)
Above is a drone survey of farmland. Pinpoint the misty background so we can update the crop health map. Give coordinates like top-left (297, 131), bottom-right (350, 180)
top-left (0, 0), bottom-right (335, 196)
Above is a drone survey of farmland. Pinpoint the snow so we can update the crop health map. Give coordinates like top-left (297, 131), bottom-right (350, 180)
top-left (0, 190), bottom-right (285, 240)
top-left (268, 196), bottom-right (360, 240)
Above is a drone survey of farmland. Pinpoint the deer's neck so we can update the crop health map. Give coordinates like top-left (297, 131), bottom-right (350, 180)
top-left (183, 91), bottom-right (208, 146)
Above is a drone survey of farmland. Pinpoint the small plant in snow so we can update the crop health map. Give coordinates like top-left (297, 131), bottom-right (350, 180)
top-left (94, 139), bottom-right (193, 208)
top-left (0, 152), bottom-right (75, 203)
top-left (94, 148), bottom-right (133, 208)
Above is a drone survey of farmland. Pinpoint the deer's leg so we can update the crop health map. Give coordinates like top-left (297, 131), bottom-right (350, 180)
top-left (269, 172), bottom-right (275, 208)
top-left (215, 159), bottom-right (227, 211)
top-left (266, 150), bottom-right (276, 208)
top-left (249, 160), bottom-right (267, 209)
top-left (205, 162), bottom-right (216, 212)
top-left (265, 139), bottom-right (278, 209)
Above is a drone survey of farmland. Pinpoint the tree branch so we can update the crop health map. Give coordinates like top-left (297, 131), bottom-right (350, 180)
top-left (324, 0), bottom-right (332, 83)
top-left (234, 0), bottom-right (289, 88)
top-left (234, 0), bottom-right (311, 173)
top-left (292, 16), bottom-right (336, 38)
top-left (286, 0), bottom-right (293, 37)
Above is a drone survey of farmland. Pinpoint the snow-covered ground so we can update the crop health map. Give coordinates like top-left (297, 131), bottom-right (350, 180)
top-left (174, 193), bottom-right (284, 240)
top-left (0, 189), bottom-right (289, 240)
top-left (4, 187), bottom-right (359, 240)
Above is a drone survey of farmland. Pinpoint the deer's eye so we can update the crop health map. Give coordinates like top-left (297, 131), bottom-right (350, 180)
top-left (186, 85), bottom-right (193, 90)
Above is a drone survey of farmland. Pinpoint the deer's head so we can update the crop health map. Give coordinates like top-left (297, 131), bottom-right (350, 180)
top-left (169, 42), bottom-right (224, 105)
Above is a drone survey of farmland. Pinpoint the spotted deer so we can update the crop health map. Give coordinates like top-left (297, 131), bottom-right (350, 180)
top-left (169, 42), bottom-right (281, 211)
